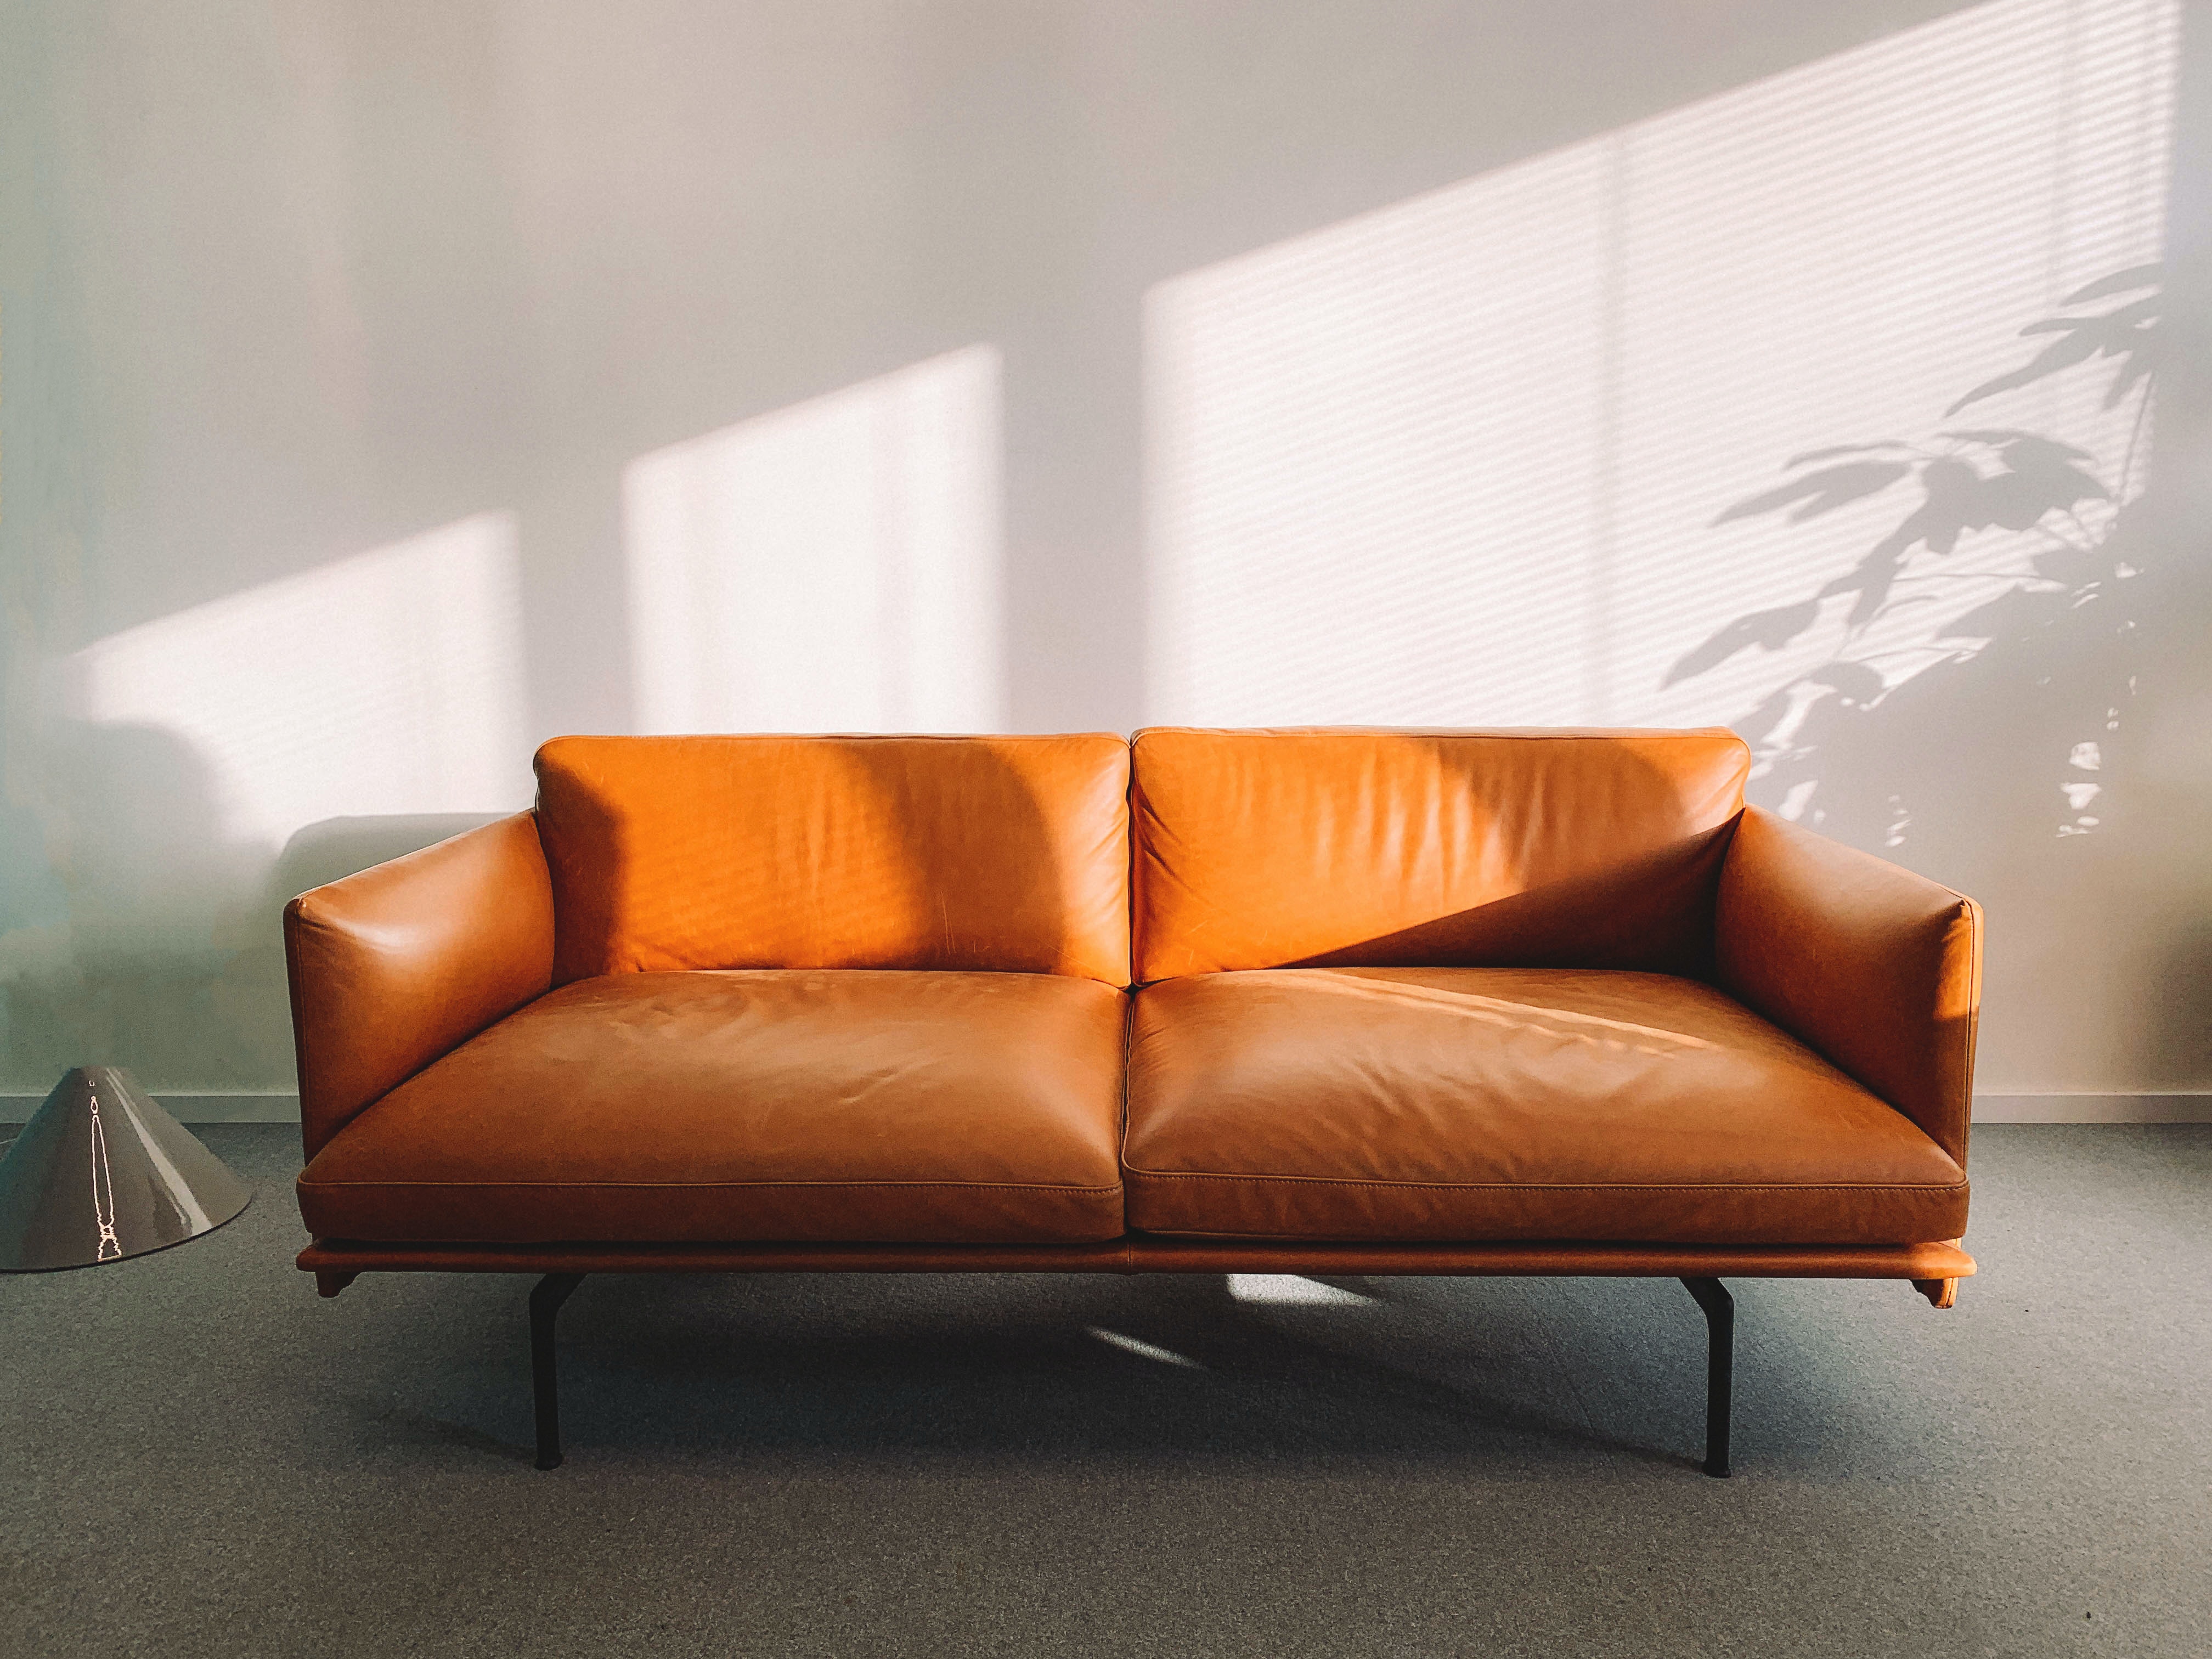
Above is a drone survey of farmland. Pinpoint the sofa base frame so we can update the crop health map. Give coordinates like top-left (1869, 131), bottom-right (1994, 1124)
top-left (301, 1237), bottom-right (1970, 1475)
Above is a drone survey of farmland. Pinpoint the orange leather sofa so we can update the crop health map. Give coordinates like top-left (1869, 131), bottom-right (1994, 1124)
top-left (289, 729), bottom-right (1980, 1473)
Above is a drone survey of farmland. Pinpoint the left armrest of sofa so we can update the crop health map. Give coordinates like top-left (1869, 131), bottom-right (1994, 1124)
top-left (1713, 807), bottom-right (1982, 1168)
top-left (286, 811), bottom-right (555, 1159)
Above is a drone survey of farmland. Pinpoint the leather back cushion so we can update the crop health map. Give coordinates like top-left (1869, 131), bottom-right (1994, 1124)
top-left (1131, 728), bottom-right (1750, 981)
top-left (536, 734), bottom-right (1131, 985)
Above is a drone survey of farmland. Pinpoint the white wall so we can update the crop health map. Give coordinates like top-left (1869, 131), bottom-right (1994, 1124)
top-left (4, 0), bottom-right (2211, 1104)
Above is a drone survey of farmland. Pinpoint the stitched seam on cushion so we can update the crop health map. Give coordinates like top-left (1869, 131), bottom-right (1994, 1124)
top-left (1119, 1171), bottom-right (1970, 1193)
top-left (297, 1178), bottom-right (1125, 1193)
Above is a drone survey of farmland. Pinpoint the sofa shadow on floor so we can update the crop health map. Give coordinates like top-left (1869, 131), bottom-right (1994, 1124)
top-left (298, 1223), bottom-right (1925, 1481)
top-left (431, 1268), bottom-right (1702, 1472)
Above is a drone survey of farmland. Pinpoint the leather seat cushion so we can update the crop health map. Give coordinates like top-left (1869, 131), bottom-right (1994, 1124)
top-left (1123, 968), bottom-right (1967, 1245)
top-left (298, 970), bottom-right (1128, 1244)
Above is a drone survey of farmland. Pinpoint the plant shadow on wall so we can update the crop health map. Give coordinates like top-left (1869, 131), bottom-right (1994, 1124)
top-left (1666, 265), bottom-right (2162, 863)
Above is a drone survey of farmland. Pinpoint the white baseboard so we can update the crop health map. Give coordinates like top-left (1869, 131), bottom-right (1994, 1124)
top-left (1973, 1093), bottom-right (2212, 1122)
top-left (0, 1091), bottom-right (300, 1125)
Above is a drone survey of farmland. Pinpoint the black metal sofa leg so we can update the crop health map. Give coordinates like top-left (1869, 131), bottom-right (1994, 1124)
top-left (1679, 1276), bottom-right (1735, 1477)
top-left (529, 1273), bottom-right (586, 1470)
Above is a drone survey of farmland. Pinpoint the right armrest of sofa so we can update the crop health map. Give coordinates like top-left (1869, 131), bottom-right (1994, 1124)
top-left (1713, 806), bottom-right (1981, 1169)
top-left (286, 811), bottom-right (556, 1159)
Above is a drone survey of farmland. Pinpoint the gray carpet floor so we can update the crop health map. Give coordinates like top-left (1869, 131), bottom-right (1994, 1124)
top-left (2, 1124), bottom-right (2207, 1658)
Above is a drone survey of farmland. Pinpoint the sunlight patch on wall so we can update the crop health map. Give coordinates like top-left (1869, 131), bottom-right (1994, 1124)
top-left (1150, 146), bottom-right (1613, 725)
top-left (625, 346), bottom-right (1003, 734)
top-left (1146, 0), bottom-right (2177, 732)
top-left (67, 514), bottom-right (530, 848)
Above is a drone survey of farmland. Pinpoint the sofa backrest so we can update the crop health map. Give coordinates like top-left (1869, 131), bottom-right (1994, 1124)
top-left (1130, 727), bottom-right (1750, 981)
top-left (534, 734), bottom-right (1131, 985)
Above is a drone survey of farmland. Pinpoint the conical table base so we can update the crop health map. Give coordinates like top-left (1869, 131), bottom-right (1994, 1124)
top-left (0, 1067), bottom-right (252, 1271)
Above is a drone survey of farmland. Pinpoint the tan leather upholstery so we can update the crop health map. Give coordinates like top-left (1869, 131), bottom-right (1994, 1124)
top-left (1716, 806), bottom-right (1982, 1167)
top-left (1130, 727), bottom-right (1750, 981)
top-left (285, 730), bottom-right (1982, 1281)
top-left (534, 733), bottom-right (1131, 986)
top-left (285, 813), bottom-right (554, 1159)
top-left (296, 970), bottom-right (1127, 1244)
top-left (1123, 968), bottom-right (1966, 1243)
